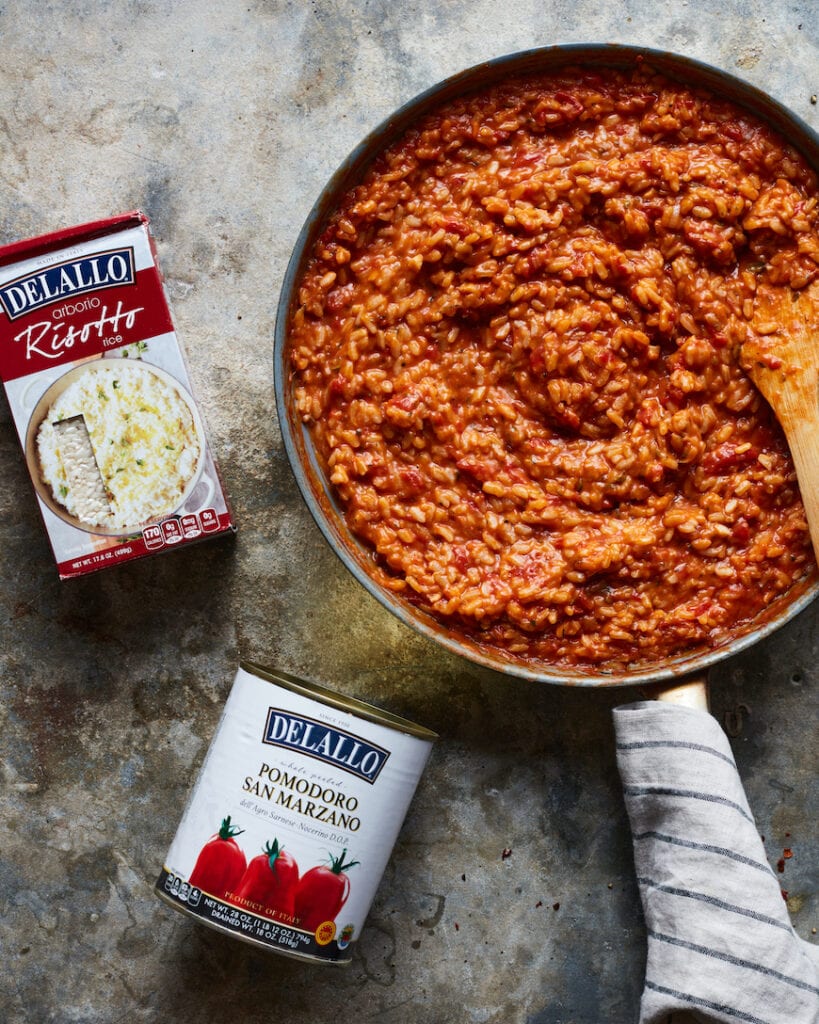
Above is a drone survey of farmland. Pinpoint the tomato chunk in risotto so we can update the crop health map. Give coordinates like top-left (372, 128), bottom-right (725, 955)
top-left (288, 66), bottom-right (819, 672)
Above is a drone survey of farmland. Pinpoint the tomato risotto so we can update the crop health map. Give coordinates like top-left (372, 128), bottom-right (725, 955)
top-left (287, 66), bottom-right (819, 671)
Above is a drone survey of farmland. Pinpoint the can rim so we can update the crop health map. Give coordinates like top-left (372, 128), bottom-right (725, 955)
top-left (240, 660), bottom-right (439, 743)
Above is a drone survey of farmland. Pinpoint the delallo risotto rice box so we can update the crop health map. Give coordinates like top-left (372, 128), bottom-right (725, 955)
top-left (0, 211), bottom-right (235, 578)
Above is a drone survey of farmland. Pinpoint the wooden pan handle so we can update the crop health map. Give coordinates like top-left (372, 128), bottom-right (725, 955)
top-left (640, 673), bottom-right (710, 711)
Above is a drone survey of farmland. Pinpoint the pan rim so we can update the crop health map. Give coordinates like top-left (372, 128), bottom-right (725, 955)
top-left (273, 42), bottom-right (819, 687)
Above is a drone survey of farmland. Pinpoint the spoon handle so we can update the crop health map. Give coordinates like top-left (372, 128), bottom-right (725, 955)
top-left (784, 407), bottom-right (819, 566)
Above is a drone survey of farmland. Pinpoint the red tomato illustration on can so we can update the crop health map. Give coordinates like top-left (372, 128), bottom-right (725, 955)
top-left (188, 816), bottom-right (247, 900)
top-left (294, 850), bottom-right (359, 933)
top-left (232, 839), bottom-right (299, 922)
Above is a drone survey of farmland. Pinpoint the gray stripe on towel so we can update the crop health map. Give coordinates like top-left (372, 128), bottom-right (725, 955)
top-left (636, 877), bottom-right (794, 932)
top-left (617, 738), bottom-right (737, 766)
top-left (647, 928), bottom-right (819, 994)
top-left (623, 785), bottom-right (755, 825)
top-left (644, 980), bottom-right (773, 1024)
top-left (632, 831), bottom-right (774, 875)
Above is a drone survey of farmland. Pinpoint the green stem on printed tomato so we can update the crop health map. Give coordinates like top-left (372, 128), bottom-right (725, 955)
top-left (328, 849), bottom-right (360, 874)
top-left (217, 816), bottom-right (244, 841)
top-left (264, 838), bottom-right (287, 870)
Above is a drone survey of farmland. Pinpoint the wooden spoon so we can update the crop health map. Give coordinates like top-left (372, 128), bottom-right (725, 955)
top-left (741, 278), bottom-right (819, 564)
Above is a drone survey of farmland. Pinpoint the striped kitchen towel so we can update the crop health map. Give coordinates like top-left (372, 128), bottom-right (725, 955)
top-left (613, 701), bottom-right (819, 1024)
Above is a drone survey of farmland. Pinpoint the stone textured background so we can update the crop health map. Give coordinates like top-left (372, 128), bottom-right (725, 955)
top-left (0, 2), bottom-right (816, 1022)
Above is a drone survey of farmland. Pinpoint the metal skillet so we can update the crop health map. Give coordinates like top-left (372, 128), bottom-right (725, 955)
top-left (273, 43), bottom-right (819, 699)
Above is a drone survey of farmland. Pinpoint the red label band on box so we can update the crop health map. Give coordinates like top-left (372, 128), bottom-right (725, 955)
top-left (0, 211), bottom-right (236, 578)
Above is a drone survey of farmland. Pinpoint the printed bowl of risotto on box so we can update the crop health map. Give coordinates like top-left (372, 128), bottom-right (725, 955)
top-left (0, 211), bottom-right (235, 577)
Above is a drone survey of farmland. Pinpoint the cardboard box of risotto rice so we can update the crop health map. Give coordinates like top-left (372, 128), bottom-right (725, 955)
top-left (0, 211), bottom-right (235, 578)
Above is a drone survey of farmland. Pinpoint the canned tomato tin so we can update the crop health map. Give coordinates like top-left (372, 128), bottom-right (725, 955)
top-left (155, 661), bottom-right (437, 964)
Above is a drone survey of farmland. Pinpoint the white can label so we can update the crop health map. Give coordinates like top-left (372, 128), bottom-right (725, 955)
top-left (156, 665), bottom-right (434, 961)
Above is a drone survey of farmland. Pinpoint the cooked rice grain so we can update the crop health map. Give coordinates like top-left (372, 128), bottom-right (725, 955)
top-left (288, 66), bottom-right (818, 671)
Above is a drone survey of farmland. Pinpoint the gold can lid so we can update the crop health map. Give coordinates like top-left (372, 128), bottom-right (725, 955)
top-left (240, 660), bottom-right (438, 743)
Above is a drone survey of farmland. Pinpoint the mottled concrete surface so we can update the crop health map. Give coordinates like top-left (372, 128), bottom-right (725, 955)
top-left (0, 2), bottom-right (817, 1022)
